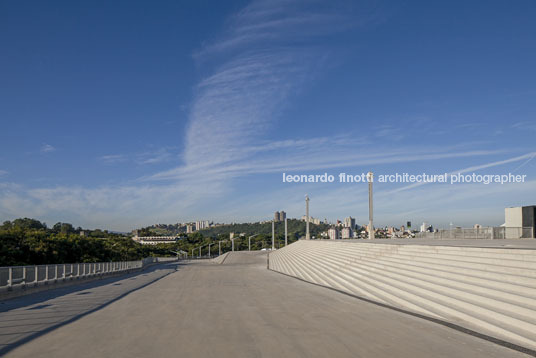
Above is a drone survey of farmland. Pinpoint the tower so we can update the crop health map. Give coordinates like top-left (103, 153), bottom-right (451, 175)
top-left (305, 195), bottom-right (310, 240)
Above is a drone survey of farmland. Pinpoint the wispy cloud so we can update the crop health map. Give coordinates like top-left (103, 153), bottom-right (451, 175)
top-left (41, 144), bottom-right (56, 153)
top-left (99, 148), bottom-right (176, 166)
top-left (99, 154), bottom-right (127, 165)
top-left (136, 148), bottom-right (175, 165)
top-left (386, 151), bottom-right (536, 194)
top-left (512, 121), bottom-right (536, 131)
top-left (0, 170), bottom-right (8, 177)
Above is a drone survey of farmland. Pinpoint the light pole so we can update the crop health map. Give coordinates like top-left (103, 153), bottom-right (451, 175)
top-left (208, 243), bottom-right (213, 258)
top-left (198, 246), bottom-right (201, 258)
top-left (367, 172), bottom-right (374, 240)
top-left (272, 220), bottom-right (275, 250)
top-left (232, 238), bottom-right (235, 252)
top-left (305, 195), bottom-right (310, 240)
top-left (218, 240), bottom-right (222, 256)
top-left (285, 217), bottom-right (288, 246)
top-left (191, 248), bottom-right (195, 258)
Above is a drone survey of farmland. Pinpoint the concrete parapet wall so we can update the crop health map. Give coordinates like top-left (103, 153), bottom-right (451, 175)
top-left (269, 240), bottom-right (536, 350)
top-left (0, 257), bottom-right (177, 301)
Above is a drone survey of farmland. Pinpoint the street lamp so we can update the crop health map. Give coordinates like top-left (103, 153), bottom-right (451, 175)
top-left (208, 243), bottom-right (214, 258)
top-left (367, 172), bottom-right (374, 240)
top-left (272, 220), bottom-right (275, 250)
top-left (305, 195), bottom-right (310, 240)
top-left (284, 217), bottom-right (288, 246)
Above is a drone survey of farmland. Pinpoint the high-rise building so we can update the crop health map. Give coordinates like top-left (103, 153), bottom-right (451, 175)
top-left (195, 220), bottom-right (210, 231)
top-left (328, 227), bottom-right (339, 240)
top-left (341, 227), bottom-right (352, 239)
top-left (274, 211), bottom-right (280, 222)
top-left (344, 217), bottom-right (356, 229)
top-left (280, 211), bottom-right (286, 221)
top-left (186, 225), bottom-right (193, 234)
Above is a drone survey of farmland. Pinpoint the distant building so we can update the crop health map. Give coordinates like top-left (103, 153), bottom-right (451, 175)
top-left (301, 215), bottom-right (321, 225)
top-left (230, 232), bottom-right (235, 239)
top-left (195, 220), bottom-right (210, 231)
top-left (328, 227), bottom-right (339, 240)
top-left (505, 206), bottom-right (536, 238)
top-left (274, 211), bottom-right (286, 222)
top-left (420, 222), bottom-right (428, 232)
top-left (79, 231), bottom-right (87, 237)
top-left (341, 227), bottom-right (352, 239)
top-left (505, 206), bottom-right (536, 228)
top-left (344, 217), bottom-right (356, 229)
top-left (186, 225), bottom-right (193, 234)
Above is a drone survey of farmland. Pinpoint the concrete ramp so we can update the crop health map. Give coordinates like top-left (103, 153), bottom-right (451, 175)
top-left (211, 252), bottom-right (230, 264)
top-left (220, 251), bottom-right (267, 265)
top-left (269, 240), bottom-right (536, 350)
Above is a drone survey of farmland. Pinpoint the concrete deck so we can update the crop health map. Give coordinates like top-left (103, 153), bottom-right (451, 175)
top-left (330, 238), bottom-right (536, 249)
top-left (0, 252), bottom-right (532, 357)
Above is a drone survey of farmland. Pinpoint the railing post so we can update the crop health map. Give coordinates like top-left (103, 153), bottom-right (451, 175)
top-left (8, 267), bottom-right (13, 289)
top-left (45, 265), bottom-right (49, 282)
top-left (62, 264), bottom-right (66, 281)
top-left (34, 266), bottom-right (38, 285)
top-left (22, 266), bottom-right (27, 287)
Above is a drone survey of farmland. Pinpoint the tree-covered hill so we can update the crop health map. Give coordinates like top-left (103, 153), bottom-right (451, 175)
top-left (0, 218), bottom-right (173, 266)
top-left (1, 218), bottom-right (328, 266)
top-left (198, 219), bottom-right (329, 240)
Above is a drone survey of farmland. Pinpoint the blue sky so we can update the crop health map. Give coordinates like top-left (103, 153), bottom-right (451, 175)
top-left (1, 0), bottom-right (535, 231)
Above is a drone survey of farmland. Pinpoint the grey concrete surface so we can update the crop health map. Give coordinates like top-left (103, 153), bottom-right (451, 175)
top-left (336, 238), bottom-right (536, 249)
top-left (0, 252), bottom-right (532, 358)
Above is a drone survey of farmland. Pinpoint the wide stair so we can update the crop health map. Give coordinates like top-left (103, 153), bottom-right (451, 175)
top-left (269, 240), bottom-right (536, 350)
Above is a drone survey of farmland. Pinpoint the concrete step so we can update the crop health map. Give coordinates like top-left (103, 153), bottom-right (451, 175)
top-left (268, 241), bottom-right (536, 349)
top-left (332, 247), bottom-right (536, 295)
top-left (347, 250), bottom-right (536, 305)
top-left (305, 248), bottom-right (536, 323)
top-left (338, 247), bottom-right (536, 280)
top-left (291, 250), bottom-right (441, 317)
top-left (341, 244), bottom-right (536, 270)
top-left (294, 248), bottom-right (536, 349)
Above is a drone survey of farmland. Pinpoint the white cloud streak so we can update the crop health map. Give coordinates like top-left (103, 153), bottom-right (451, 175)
top-left (387, 151), bottom-right (536, 194)
top-left (40, 144), bottom-right (56, 153)
top-left (99, 154), bottom-right (127, 164)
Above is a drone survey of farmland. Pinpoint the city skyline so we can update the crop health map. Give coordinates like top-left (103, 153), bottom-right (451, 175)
top-left (1, 0), bottom-right (536, 231)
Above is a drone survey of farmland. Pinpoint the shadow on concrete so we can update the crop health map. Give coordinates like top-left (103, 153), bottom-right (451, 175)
top-left (0, 262), bottom-right (183, 356)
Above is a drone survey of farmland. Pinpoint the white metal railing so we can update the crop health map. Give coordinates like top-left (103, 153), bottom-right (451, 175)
top-left (414, 227), bottom-right (535, 239)
top-left (0, 257), bottom-right (177, 293)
